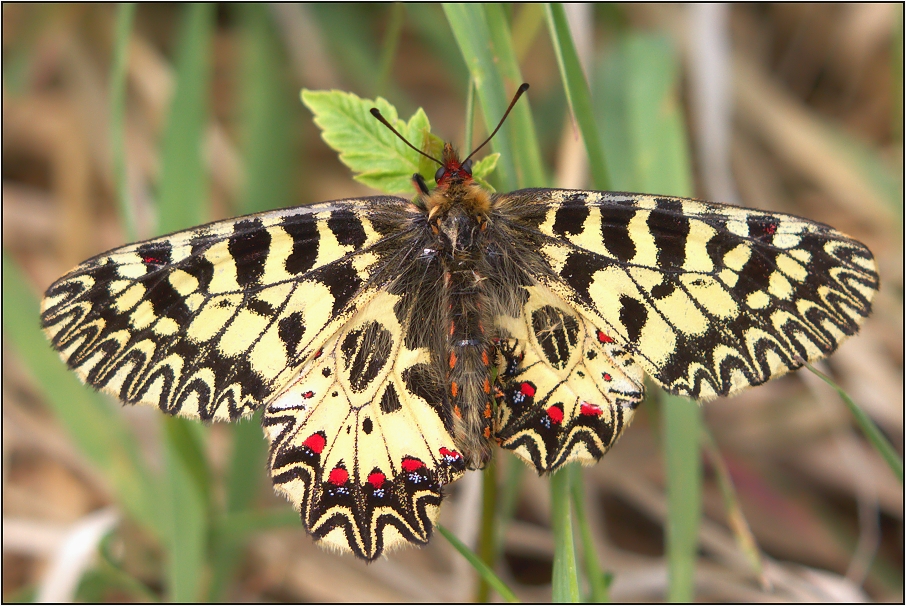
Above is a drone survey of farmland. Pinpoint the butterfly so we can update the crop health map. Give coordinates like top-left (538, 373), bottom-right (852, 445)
top-left (40, 83), bottom-right (878, 560)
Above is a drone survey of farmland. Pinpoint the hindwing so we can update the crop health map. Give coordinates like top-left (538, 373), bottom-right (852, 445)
top-left (493, 284), bottom-right (644, 472)
top-left (262, 290), bottom-right (465, 560)
top-left (497, 189), bottom-right (878, 400)
top-left (40, 197), bottom-right (410, 420)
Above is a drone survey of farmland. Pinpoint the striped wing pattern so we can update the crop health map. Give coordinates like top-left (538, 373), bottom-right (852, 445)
top-left (493, 283), bottom-right (644, 472)
top-left (40, 184), bottom-right (878, 560)
top-left (40, 197), bottom-right (404, 421)
top-left (503, 189), bottom-right (878, 401)
top-left (263, 291), bottom-right (465, 560)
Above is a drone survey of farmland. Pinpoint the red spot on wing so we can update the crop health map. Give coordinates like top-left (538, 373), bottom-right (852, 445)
top-left (313, 348), bottom-right (323, 359)
top-left (546, 405), bottom-right (564, 425)
top-left (367, 472), bottom-right (386, 488)
top-left (520, 382), bottom-right (536, 397)
top-left (439, 447), bottom-right (462, 460)
top-left (597, 330), bottom-right (614, 344)
top-left (302, 391), bottom-right (314, 399)
top-left (401, 457), bottom-right (425, 472)
top-left (603, 373), bottom-right (612, 381)
top-left (303, 432), bottom-right (326, 454)
top-left (765, 222), bottom-right (777, 235)
top-left (580, 402), bottom-right (603, 417)
top-left (142, 255), bottom-right (163, 265)
top-left (328, 467), bottom-right (348, 485)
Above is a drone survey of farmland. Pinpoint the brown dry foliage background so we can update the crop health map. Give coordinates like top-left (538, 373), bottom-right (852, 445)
top-left (3, 4), bottom-right (903, 602)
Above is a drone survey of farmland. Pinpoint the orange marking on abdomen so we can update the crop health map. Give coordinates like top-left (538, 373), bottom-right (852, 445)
top-left (454, 405), bottom-right (462, 418)
top-left (449, 322), bottom-right (455, 336)
top-left (451, 382), bottom-right (459, 397)
top-left (483, 426), bottom-right (491, 438)
top-left (483, 378), bottom-right (491, 394)
top-left (483, 401), bottom-right (492, 418)
top-left (481, 350), bottom-right (489, 365)
top-left (449, 351), bottom-right (457, 369)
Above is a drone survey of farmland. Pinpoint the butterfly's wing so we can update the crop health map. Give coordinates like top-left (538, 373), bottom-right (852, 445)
top-left (263, 289), bottom-right (465, 560)
top-left (496, 189), bottom-right (878, 402)
top-left (489, 188), bottom-right (876, 473)
top-left (493, 283), bottom-right (645, 472)
top-left (40, 197), bottom-right (413, 421)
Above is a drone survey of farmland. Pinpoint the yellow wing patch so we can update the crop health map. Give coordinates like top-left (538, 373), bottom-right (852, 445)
top-left (40, 199), bottom-right (406, 421)
top-left (493, 284), bottom-right (645, 472)
top-left (263, 291), bottom-right (466, 561)
top-left (509, 189), bottom-right (879, 400)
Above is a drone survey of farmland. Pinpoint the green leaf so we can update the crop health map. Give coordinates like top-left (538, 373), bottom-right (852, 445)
top-left (472, 152), bottom-right (500, 191)
top-left (595, 35), bottom-right (693, 197)
top-left (471, 151), bottom-right (500, 179)
top-left (302, 89), bottom-right (441, 194)
top-left (163, 417), bottom-right (209, 602)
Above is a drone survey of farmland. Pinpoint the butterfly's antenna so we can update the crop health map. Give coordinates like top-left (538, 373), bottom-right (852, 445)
top-left (370, 108), bottom-right (443, 166)
top-left (463, 82), bottom-right (529, 164)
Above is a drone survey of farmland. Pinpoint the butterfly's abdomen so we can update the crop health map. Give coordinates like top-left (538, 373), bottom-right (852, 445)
top-left (444, 264), bottom-right (495, 469)
top-left (434, 202), bottom-right (495, 469)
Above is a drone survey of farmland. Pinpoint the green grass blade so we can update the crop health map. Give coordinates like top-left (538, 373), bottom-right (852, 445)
top-left (594, 35), bottom-right (694, 196)
top-left (569, 465), bottom-right (610, 602)
top-left (550, 466), bottom-right (580, 602)
top-left (663, 395), bottom-right (701, 602)
top-left (700, 427), bottom-right (765, 582)
top-left (236, 4), bottom-right (297, 215)
top-left (544, 3), bottom-right (610, 190)
top-left (464, 76), bottom-right (476, 152)
top-left (511, 4), bottom-right (545, 63)
top-left (801, 360), bottom-right (904, 483)
top-left (216, 509), bottom-right (300, 539)
top-left (594, 33), bottom-right (699, 601)
top-left (443, 3), bottom-right (518, 190)
top-left (163, 416), bottom-right (209, 602)
top-left (482, 4), bottom-right (546, 187)
top-left (154, 5), bottom-right (216, 600)
top-left (157, 2), bottom-right (214, 234)
top-left (436, 524), bottom-right (519, 603)
top-left (376, 3), bottom-right (405, 97)
top-left (475, 461), bottom-right (499, 603)
top-left (110, 2), bottom-right (136, 241)
top-left (2, 254), bottom-right (163, 540)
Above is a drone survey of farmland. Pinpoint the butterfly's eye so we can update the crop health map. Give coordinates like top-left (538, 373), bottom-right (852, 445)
top-left (462, 159), bottom-right (473, 174)
top-left (434, 166), bottom-right (446, 183)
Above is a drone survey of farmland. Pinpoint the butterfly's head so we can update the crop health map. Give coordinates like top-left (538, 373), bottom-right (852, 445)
top-left (433, 143), bottom-right (474, 188)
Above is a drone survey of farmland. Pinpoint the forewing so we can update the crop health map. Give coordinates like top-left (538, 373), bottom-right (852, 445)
top-left (262, 291), bottom-right (466, 561)
top-left (500, 188), bottom-right (878, 400)
top-left (493, 284), bottom-right (644, 473)
top-left (40, 197), bottom-right (410, 420)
